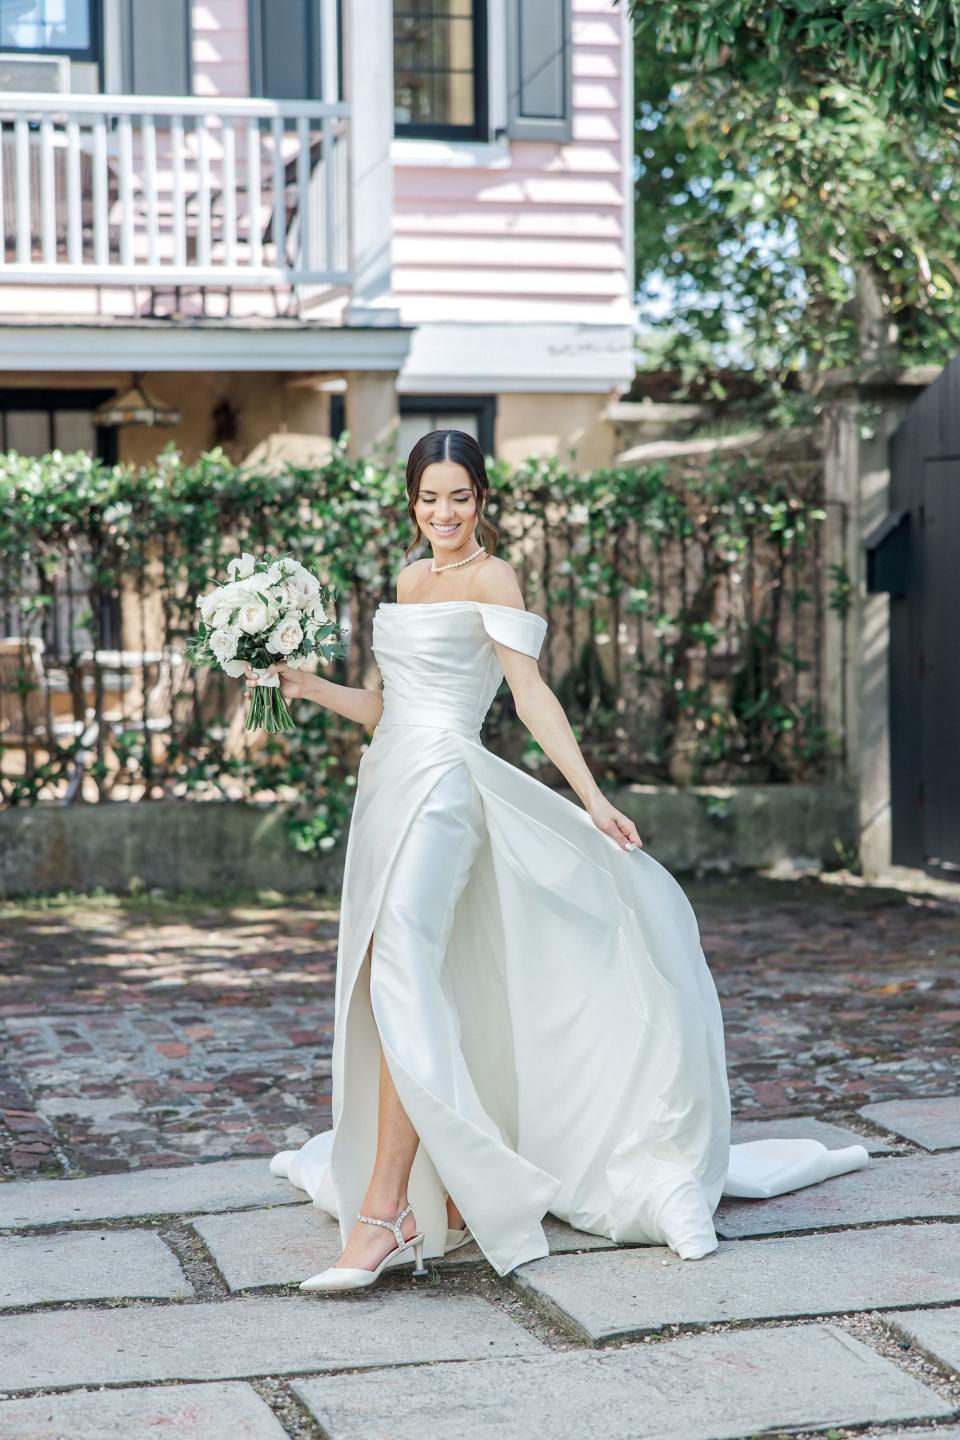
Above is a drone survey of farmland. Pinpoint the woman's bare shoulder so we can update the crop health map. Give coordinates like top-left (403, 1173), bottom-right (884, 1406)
top-left (396, 558), bottom-right (433, 601)
top-left (472, 556), bottom-right (527, 610)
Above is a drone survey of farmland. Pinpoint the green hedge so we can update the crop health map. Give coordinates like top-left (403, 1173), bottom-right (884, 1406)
top-left (0, 443), bottom-right (838, 852)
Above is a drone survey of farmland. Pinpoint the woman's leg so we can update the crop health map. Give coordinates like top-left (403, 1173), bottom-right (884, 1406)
top-left (335, 935), bottom-right (465, 1270)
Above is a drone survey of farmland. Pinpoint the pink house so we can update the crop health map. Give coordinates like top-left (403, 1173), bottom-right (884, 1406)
top-left (0, 0), bottom-right (635, 468)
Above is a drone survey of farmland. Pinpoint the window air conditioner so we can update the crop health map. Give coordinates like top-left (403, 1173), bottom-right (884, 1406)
top-left (0, 53), bottom-right (70, 94)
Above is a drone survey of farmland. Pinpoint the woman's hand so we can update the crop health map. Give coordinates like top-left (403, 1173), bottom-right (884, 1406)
top-left (586, 793), bottom-right (644, 852)
top-left (241, 660), bottom-right (314, 704)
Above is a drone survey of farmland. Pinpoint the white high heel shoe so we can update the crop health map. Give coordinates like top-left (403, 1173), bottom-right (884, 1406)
top-left (299, 1204), bottom-right (428, 1293)
top-left (444, 1226), bottom-right (472, 1254)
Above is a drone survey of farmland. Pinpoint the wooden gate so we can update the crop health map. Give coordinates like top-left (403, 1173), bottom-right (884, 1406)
top-left (885, 356), bottom-right (960, 871)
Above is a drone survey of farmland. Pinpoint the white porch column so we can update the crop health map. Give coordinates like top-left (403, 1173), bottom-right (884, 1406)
top-left (342, 0), bottom-right (399, 325)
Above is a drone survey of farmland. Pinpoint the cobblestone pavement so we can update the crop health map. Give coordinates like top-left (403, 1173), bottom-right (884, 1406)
top-left (1, 872), bottom-right (959, 1440)
top-left (1, 874), bottom-right (957, 1179)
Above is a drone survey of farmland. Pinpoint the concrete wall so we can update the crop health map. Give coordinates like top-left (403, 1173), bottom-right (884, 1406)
top-left (495, 393), bottom-right (616, 467)
top-left (0, 784), bottom-right (856, 899)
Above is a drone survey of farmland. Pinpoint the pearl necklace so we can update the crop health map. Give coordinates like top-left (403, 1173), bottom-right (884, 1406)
top-left (431, 547), bottom-right (487, 575)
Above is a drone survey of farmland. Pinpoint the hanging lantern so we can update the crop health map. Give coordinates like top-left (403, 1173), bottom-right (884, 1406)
top-left (94, 376), bottom-right (181, 429)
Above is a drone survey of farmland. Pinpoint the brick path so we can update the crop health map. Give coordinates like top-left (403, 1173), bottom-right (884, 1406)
top-left (2, 876), bottom-right (958, 1180)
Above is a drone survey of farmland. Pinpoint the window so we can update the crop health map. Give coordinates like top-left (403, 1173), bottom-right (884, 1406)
top-left (249, 0), bottom-right (326, 101)
top-left (394, 1), bottom-right (487, 139)
top-left (398, 396), bottom-right (496, 460)
top-left (0, 389), bottom-right (120, 653)
top-left (0, 0), bottom-right (98, 58)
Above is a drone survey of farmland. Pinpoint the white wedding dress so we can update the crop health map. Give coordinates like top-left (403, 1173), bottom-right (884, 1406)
top-left (269, 600), bottom-right (869, 1275)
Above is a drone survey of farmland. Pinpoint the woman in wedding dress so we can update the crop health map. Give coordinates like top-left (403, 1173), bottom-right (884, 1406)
top-left (258, 429), bottom-right (869, 1293)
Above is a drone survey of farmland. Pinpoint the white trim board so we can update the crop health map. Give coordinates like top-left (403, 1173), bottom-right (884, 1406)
top-left (397, 321), bottom-right (637, 394)
top-left (0, 324), bottom-right (414, 374)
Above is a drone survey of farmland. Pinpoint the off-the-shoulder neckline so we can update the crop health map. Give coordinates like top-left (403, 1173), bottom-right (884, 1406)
top-left (377, 599), bottom-right (545, 621)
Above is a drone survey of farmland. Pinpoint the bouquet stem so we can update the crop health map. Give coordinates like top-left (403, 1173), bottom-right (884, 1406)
top-left (244, 685), bottom-right (296, 734)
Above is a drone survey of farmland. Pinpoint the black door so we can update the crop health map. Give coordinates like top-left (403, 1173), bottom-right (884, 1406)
top-left (888, 358), bottom-right (960, 871)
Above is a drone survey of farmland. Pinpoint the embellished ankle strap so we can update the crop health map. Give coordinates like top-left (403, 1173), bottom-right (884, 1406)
top-left (356, 1202), bottom-right (413, 1249)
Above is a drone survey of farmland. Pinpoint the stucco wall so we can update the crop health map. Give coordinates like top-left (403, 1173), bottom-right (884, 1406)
top-left (0, 784), bottom-right (857, 899)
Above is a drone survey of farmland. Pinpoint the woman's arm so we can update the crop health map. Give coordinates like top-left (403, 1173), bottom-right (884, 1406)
top-left (473, 562), bottom-right (643, 853)
top-left (241, 662), bottom-right (383, 730)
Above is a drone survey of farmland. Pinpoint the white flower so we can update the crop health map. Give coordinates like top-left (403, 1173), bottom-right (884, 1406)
top-left (227, 551), bottom-right (256, 580)
top-left (210, 627), bottom-right (240, 664)
top-left (266, 614), bottom-right (304, 655)
top-left (237, 601), bottom-right (272, 634)
top-left (220, 657), bottom-right (247, 678)
top-left (212, 603), bottom-right (236, 629)
top-left (260, 584), bottom-right (288, 611)
top-left (304, 619), bottom-right (320, 641)
top-left (262, 560), bottom-right (286, 587)
top-left (284, 565), bottom-right (321, 602)
top-left (198, 588), bottom-right (225, 624)
top-left (305, 593), bottom-right (328, 621)
top-left (285, 652), bottom-right (313, 669)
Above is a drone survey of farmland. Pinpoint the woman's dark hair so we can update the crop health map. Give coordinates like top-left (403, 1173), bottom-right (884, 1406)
top-left (403, 429), bottom-right (499, 559)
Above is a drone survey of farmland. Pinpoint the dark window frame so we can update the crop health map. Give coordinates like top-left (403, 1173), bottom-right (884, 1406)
top-left (0, 386), bottom-right (116, 462)
top-left (393, 0), bottom-right (488, 141)
top-left (399, 394), bottom-right (497, 458)
top-left (248, 0), bottom-right (328, 101)
top-left (0, 387), bottom-right (120, 649)
top-left (120, 0), bottom-right (192, 98)
top-left (0, 0), bottom-right (101, 63)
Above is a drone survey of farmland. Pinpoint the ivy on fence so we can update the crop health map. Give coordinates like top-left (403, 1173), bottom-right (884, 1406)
top-left (0, 443), bottom-right (839, 854)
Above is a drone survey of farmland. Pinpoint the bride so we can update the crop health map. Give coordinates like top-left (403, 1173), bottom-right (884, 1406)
top-left (253, 428), bottom-right (868, 1294)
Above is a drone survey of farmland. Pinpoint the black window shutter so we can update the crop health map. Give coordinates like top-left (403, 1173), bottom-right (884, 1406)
top-left (506, 0), bottom-right (572, 142)
top-left (249, 0), bottom-right (324, 101)
top-left (122, 0), bottom-right (191, 95)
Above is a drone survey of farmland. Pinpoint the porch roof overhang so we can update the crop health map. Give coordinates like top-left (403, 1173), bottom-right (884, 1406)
top-left (0, 320), bottom-right (413, 373)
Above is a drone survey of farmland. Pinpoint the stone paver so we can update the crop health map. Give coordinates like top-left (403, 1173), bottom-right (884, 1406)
top-left (192, 1204), bottom-right (613, 1291)
top-left (0, 1382), bottom-right (287, 1440)
top-left (0, 1229), bottom-right (190, 1308)
top-left (730, 1113), bottom-right (894, 1153)
top-left (514, 1222), bottom-right (960, 1342)
top-left (884, 1306), bottom-right (960, 1376)
top-left (716, 1151), bottom-right (960, 1238)
top-left (292, 1323), bottom-right (954, 1440)
top-left (0, 1293), bottom-right (543, 1393)
top-left (859, 1094), bottom-right (960, 1151)
top-left (0, 1158), bottom-right (305, 1230)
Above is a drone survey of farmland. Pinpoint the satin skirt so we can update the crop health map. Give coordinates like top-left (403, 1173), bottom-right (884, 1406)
top-left (270, 722), bottom-right (869, 1276)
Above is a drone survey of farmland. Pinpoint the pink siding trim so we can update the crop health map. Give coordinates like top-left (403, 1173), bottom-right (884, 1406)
top-left (192, 0), bottom-right (249, 99)
top-left (393, 0), bottom-right (631, 324)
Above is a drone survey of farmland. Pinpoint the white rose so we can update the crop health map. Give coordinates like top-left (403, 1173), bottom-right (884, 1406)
top-left (212, 603), bottom-right (236, 629)
top-left (305, 593), bottom-right (328, 621)
top-left (286, 565), bottom-right (321, 599)
top-left (210, 627), bottom-right (240, 664)
top-left (282, 579), bottom-right (309, 610)
top-left (227, 551), bottom-right (256, 580)
top-left (238, 601), bottom-right (272, 634)
top-left (285, 652), bottom-right (313, 669)
top-left (220, 657), bottom-right (247, 678)
top-left (262, 561), bottom-right (286, 587)
top-left (198, 588), bottom-right (225, 624)
top-left (266, 614), bottom-right (304, 655)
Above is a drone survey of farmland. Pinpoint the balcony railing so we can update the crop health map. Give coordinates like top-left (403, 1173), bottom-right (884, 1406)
top-left (0, 93), bottom-right (351, 289)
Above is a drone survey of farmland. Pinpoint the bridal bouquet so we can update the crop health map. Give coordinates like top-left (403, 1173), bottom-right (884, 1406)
top-left (186, 551), bottom-right (344, 733)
